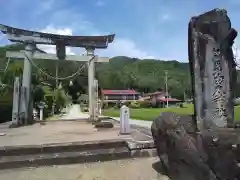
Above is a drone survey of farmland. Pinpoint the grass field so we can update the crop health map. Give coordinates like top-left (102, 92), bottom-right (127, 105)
top-left (103, 104), bottom-right (240, 121)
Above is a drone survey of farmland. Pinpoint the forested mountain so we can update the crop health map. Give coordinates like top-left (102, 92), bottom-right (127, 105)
top-left (96, 56), bottom-right (191, 99)
top-left (0, 44), bottom-right (192, 100)
top-left (1, 43), bottom-right (238, 102)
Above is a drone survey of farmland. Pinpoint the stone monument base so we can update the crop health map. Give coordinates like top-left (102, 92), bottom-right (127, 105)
top-left (8, 122), bottom-right (20, 128)
top-left (94, 121), bottom-right (114, 128)
top-left (151, 112), bottom-right (240, 180)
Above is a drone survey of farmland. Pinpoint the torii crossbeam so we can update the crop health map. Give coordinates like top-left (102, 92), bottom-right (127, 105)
top-left (0, 24), bottom-right (115, 125)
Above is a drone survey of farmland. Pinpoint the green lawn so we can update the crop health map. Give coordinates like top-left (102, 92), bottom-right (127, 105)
top-left (103, 104), bottom-right (240, 121)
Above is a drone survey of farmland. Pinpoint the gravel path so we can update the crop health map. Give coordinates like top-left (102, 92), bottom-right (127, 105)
top-left (60, 104), bottom-right (89, 120)
top-left (0, 157), bottom-right (169, 180)
top-left (58, 105), bottom-right (152, 129)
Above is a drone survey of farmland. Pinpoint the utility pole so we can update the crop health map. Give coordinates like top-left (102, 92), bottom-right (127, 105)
top-left (164, 70), bottom-right (169, 108)
top-left (55, 61), bottom-right (59, 88)
top-left (184, 91), bottom-right (186, 102)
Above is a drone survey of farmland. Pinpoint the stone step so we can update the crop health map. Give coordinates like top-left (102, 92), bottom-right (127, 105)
top-left (0, 142), bottom-right (157, 170)
top-left (0, 147), bottom-right (131, 170)
top-left (0, 139), bottom-right (127, 156)
top-left (127, 140), bottom-right (155, 150)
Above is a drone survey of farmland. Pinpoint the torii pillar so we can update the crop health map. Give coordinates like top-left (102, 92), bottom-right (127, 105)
top-left (0, 23), bottom-right (115, 124)
top-left (21, 43), bottom-right (36, 124)
top-left (86, 47), bottom-right (96, 122)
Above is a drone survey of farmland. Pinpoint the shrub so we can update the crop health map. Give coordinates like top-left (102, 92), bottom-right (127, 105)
top-left (179, 103), bottom-right (184, 108)
top-left (54, 88), bottom-right (69, 111)
top-left (109, 102), bottom-right (117, 108)
top-left (124, 101), bottom-right (131, 106)
top-left (83, 107), bottom-right (89, 112)
top-left (139, 100), bottom-right (150, 108)
top-left (115, 101), bottom-right (122, 108)
top-left (102, 101), bottom-right (119, 109)
top-left (129, 101), bottom-right (140, 109)
top-left (102, 102), bottom-right (108, 109)
top-left (0, 104), bottom-right (12, 123)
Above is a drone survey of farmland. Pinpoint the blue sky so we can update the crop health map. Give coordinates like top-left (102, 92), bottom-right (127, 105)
top-left (0, 0), bottom-right (240, 62)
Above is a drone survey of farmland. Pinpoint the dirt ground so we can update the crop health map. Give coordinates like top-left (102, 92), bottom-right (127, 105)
top-left (0, 121), bottom-right (151, 147)
top-left (0, 121), bottom-right (159, 179)
top-left (0, 157), bottom-right (169, 180)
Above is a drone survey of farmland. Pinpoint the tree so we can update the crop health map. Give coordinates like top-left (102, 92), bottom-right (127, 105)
top-left (0, 44), bottom-right (200, 105)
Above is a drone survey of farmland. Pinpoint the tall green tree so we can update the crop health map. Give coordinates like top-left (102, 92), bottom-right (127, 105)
top-left (0, 44), bottom-right (212, 104)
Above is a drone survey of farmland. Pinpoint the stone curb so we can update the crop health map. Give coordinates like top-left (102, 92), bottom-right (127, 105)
top-left (127, 140), bottom-right (155, 150)
top-left (0, 147), bottom-right (131, 170)
top-left (37, 116), bottom-right (112, 123)
top-left (0, 139), bottom-right (127, 156)
top-left (131, 148), bottom-right (157, 158)
top-left (0, 143), bottom-right (157, 170)
top-left (36, 118), bottom-right (89, 123)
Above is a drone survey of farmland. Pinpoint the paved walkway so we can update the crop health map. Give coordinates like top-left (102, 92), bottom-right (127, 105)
top-left (110, 117), bottom-right (152, 129)
top-left (58, 105), bottom-right (152, 129)
top-left (60, 104), bottom-right (89, 120)
top-left (0, 121), bottom-right (132, 147)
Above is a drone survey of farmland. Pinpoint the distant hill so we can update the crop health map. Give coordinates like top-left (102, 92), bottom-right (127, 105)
top-left (97, 56), bottom-right (191, 99)
top-left (0, 44), bottom-right (194, 100)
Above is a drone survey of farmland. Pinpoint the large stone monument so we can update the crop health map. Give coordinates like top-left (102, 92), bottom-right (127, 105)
top-left (152, 9), bottom-right (240, 180)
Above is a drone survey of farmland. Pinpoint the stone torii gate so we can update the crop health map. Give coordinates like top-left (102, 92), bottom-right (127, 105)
top-left (0, 24), bottom-right (115, 125)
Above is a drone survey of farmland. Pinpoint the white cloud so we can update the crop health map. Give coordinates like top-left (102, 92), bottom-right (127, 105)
top-left (37, 26), bottom-right (75, 55)
top-left (99, 38), bottom-right (155, 59)
top-left (38, 5), bottom-right (155, 59)
top-left (233, 43), bottom-right (240, 69)
top-left (47, 9), bottom-right (99, 36)
top-left (96, 0), bottom-right (105, 7)
top-left (40, 0), bottom-right (55, 11)
top-left (159, 14), bottom-right (171, 22)
top-left (36, 26), bottom-right (154, 59)
top-left (8, 2), bottom-right (156, 59)
top-left (0, 34), bottom-right (5, 42)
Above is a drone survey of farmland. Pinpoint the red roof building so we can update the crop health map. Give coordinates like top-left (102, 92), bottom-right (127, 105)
top-left (147, 91), bottom-right (166, 97)
top-left (101, 89), bottom-right (139, 101)
top-left (148, 91), bottom-right (182, 107)
top-left (157, 97), bottom-right (181, 102)
top-left (101, 89), bottom-right (139, 95)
